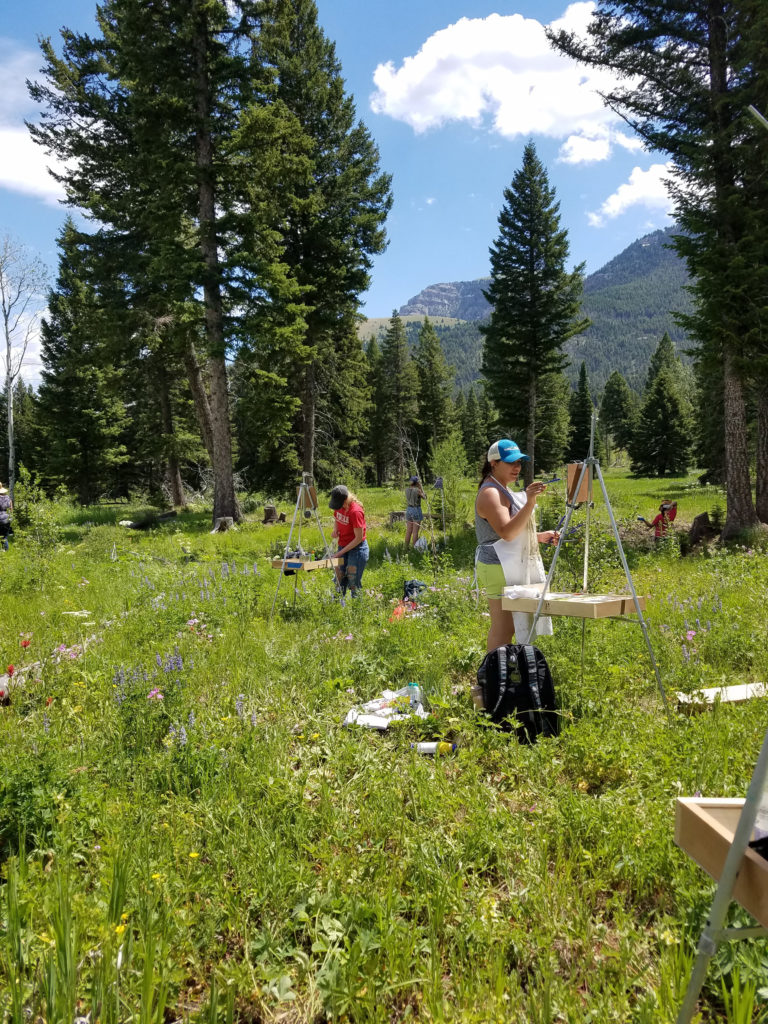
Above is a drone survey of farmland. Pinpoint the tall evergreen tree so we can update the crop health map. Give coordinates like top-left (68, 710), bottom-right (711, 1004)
top-left (600, 370), bottom-right (638, 457)
top-left (379, 312), bottom-right (419, 481)
top-left (481, 141), bottom-right (589, 485)
top-left (535, 372), bottom-right (571, 471)
top-left (568, 362), bottom-right (602, 462)
top-left (256, 0), bottom-right (392, 478)
top-left (414, 317), bottom-right (454, 473)
top-left (461, 388), bottom-right (485, 472)
top-left (35, 221), bottom-right (129, 503)
top-left (630, 368), bottom-right (695, 477)
top-left (29, 0), bottom-right (307, 522)
top-left (364, 336), bottom-right (389, 486)
top-left (550, 0), bottom-right (768, 535)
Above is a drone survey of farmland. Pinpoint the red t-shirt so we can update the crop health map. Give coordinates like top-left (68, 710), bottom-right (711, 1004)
top-left (334, 501), bottom-right (366, 547)
top-left (651, 505), bottom-right (677, 537)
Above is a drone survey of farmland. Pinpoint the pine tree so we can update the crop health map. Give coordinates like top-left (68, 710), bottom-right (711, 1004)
top-left (535, 372), bottom-right (571, 472)
top-left (379, 312), bottom-right (419, 482)
top-left (481, 141), bottom-right (589, 485)
top-left (35, 221), bottom-right (129, 503)
top-left (549, 0), bottom-right (768, 535)
top-left (414, 317), bottom-right (454, 473)
top-left (461, 388), bottom-right (487, 472)
top-left (28, 0), bottom-right (306, 522)
top-left (364, 336), bottom-right (388, 486)
top-left (568, 363), bottom-right (603, 462)
top-left (256, 0), bottom-right (391, 476)
top-left (630, 369), bottom-right (695, 477)
top-left (600, 371), bottom-right (638, 456)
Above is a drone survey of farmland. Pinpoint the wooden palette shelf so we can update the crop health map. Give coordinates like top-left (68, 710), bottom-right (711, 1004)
top-left (675, 798), bottom-right (768, 928)
top-left (271, 556), bottom-right (341, 572)
top-left (501, 586), bottom-right (646, 619)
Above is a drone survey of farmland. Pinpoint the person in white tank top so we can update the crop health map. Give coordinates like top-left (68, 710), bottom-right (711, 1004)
top-left (475, 440), bottom-right (559, 651)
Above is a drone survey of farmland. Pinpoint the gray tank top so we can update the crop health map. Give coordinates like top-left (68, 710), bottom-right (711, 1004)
top-left (475, 478), bottom-right (523, 565)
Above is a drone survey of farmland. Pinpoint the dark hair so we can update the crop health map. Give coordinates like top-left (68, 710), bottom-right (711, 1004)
top-left (478, 458), bottom-right (493, 488)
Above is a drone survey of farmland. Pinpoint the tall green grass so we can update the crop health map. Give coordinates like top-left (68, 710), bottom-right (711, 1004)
top-left (0, 470), bottom-right (766, 1022)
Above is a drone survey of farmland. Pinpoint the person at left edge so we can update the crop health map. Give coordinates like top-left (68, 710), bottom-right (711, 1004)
top-left (329, 485), bottom-right (369, 598)
top-left (0, 482), bottom-right (12, 551)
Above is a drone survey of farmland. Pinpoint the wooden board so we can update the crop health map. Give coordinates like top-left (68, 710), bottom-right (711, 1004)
top-left (677, 683), bottom-right (768, 712)
top-left (501, 587), bottom-right (646, 619)
top-left (272, 556), bottom-right (341, 571)
top-left (296, 485), bottom-right (318, 510)
top-left (675, 798), bottom-right (768, 928)
top-left (566, 462), bottom-right (590, 503)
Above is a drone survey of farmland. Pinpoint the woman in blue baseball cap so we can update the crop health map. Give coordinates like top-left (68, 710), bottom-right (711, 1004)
top-left (475, 440), bottom-right (559, 650)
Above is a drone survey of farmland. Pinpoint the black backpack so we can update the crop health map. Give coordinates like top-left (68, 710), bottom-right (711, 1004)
top-left (474, 644), bottom-right (559, 744)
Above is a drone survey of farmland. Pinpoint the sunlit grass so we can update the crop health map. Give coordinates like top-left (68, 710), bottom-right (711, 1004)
top-left (0, 469), bottom-right (766, 1022)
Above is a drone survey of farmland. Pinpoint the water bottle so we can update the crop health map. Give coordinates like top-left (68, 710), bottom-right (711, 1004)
top-left (407, 682), bottom-right (421, 709)
top-left (412, 742), bottom-right (456, 755)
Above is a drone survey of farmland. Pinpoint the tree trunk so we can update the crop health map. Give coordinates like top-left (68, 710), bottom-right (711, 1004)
top-left (303, 359), bottom-right (316, 477)
top-left (182, 336), bottom-right (215, 463)
top-left (722, 347), bottom-right (758, 538)
top-left (157, 366), bottom-right (186, 508)
top-left (192, 7), bottom-right (241, 524)
top-left (525, 378), bottom-right (536, 487)
top-left (756, 383), bottom-right (768, 523)
top-left (5, 373), bottom-right (14, 499)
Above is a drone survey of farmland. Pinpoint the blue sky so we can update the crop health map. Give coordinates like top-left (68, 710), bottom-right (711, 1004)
top-left (1, 0), bottom-right (673, 372)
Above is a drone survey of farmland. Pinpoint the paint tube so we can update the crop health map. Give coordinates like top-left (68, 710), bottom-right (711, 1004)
top-left (412, 742), bottom-right (456, 755)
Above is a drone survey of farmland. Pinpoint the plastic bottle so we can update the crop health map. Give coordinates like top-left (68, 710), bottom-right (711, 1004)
top-left (407, 682), bottom-right (422, 709)
top-left (412, 742), bottom-right (456, 755)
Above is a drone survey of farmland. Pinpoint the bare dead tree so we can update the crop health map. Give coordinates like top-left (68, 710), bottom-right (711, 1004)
top-left (0, 236), bottom-right (48, 497)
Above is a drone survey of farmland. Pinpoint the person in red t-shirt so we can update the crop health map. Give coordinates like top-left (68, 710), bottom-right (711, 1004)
top-left (329, 485), bottom-right (369, 598)
top-left (641, 500), bottom-right (677, 541)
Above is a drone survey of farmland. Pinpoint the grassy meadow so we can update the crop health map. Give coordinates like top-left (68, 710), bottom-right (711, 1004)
top-left (1, 469), bottom-right (767, 1023)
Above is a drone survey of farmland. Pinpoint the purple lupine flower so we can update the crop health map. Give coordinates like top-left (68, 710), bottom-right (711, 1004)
top-left (236, 694), bottom-right (245, 718)
top-left (250, 712), bottom-right (258, 727)
top-left (43, 713), bottom-right (50, 734)
top-left (221, 563), bottom-right (229, 579)
top-left (682, 645), bottom-right (689, 661)
top-left (169, 723), bottom-right (177, 739)
top-left (188, 711), bottom-right (196, 728)
top-left (156, 654), bottom-right (162, 667)
top-left (178, 726), bottom-right (188, 748)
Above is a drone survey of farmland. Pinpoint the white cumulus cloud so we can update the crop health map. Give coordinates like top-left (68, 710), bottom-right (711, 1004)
top-left (370, 3), bottom-right (636, 162)
top-left (0, 38), bottom-right (66, 204)
top-left (587, 163), bottom-right (674, 227)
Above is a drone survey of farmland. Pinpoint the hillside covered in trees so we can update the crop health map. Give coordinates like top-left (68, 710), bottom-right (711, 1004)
top-left (361, 227), bottom-right (692, 393)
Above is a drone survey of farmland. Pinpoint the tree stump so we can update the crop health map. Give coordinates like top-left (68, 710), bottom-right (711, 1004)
top-left (688, 512), bottom-right (719, 547)
top-left (211, 516), bottom-right (235, 534)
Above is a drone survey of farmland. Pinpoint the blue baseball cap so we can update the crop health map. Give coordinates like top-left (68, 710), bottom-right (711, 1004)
top-left (487, 439), bottom-right (529, 463)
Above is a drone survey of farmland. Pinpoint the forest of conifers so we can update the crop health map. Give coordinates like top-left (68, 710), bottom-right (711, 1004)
top-left (1, 0), bottom-right (767, 541)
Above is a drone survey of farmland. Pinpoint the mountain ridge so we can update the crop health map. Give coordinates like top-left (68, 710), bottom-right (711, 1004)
top-left (361, 227), bottom-right (692, 393)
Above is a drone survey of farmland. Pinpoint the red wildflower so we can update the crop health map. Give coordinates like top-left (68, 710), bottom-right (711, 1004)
top-left (6, 665), bottom-right (14, 677)
top-left (46, 696), bottom-right (54, 706)
top-left (20, 639), bottom-right (30, 648)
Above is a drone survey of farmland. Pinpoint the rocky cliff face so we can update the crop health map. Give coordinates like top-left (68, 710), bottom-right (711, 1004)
top-left (399, 279), bottom-right (491, 321)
